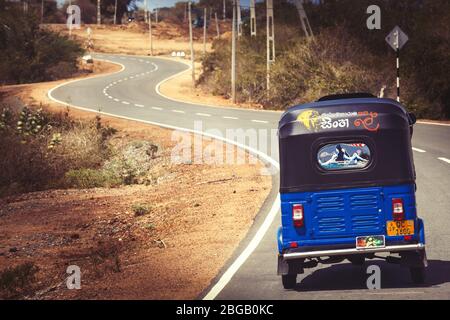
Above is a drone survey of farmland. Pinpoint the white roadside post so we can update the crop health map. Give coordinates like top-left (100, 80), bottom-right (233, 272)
top-left (385, 26), bottom-right (409, 102)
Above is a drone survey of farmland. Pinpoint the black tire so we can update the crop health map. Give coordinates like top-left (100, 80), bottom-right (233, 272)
top-left (282, 274), bottom-right (297, 289)
top-left (348, 255), bottom-right (365, 266)
top-left (410, 267), bottom-right (426, 284)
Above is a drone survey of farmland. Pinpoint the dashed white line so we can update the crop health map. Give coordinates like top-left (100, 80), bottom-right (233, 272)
top-left (196, 113), bottom-right (211, 117)
top-left (122, 101), bottom-right (130, 105)
top-left (172, 109), bottom-right (185, 114)
top-left (152, 107), bottom-right (163, 111)
top-left (134, 104), bottom-right (144, 108)
top-left (223, 116), bottom-right (239, 120)
top-left (438, 157), bottom-right (450, 164)
top-left (114, 98), bottom-right (119, 102)
top-left (412, 147), bottom-right (427, 153)
top-left (251, 119), bottom-right (269, 124)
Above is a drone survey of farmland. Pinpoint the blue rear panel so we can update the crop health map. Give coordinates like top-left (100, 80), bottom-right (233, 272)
top-left (280, 184), bottom-right (417, 251)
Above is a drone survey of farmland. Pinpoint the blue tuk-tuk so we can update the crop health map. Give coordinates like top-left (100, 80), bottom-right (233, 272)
top-left (277, 93), bottom-right (427, 289)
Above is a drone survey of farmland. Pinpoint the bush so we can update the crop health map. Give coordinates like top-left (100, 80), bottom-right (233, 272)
top-left (0, 262), bottom-right (39, 298)
top-left (0, 1), bottom-right (84, 84)
top-left (64, 168), bottom-right (121, 189)
top-left (132, 203), bottom-right (151, 217)
top-left (0, 105), bottom-right (116, 196)
top-left (199, 27), bottom-right (389, 110)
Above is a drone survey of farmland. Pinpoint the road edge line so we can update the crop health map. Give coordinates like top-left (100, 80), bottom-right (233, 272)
top-left (47, 62), bottom-right (281, 300)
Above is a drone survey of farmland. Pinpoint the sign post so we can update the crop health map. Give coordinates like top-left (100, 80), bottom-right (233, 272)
top-left (385, 26), bottom-right (409, 102)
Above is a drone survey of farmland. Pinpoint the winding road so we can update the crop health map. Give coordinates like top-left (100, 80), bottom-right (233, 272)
top-left (49, 54), bottom-right (450, 300)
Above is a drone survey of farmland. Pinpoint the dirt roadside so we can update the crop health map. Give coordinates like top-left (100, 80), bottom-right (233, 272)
top-left (0, 60), bottom-right (271, 299)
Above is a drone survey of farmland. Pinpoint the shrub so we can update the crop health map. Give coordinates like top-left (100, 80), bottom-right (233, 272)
top-left (64, 168), bottom-right (121, 189)
top-left (0, 2), bottom-right (84, 84)
top-left (0, 105), bottom-right (116, 196)
top-left (0, 262), bottom-right (39, 298)
top-left (132, 203), bottom-right (151, 217)
top-left (199, 27), bottom-right (389, 109)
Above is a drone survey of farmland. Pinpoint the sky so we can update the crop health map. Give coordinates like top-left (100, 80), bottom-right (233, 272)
top-left (147, 1), bottom-right (255, 10)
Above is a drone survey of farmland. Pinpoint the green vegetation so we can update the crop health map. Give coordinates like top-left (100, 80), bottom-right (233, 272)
top-left (0, 104), bottom-right (159, 196)
top-left (199, 0), bottom-right (450, 119)
top-left (0, 0), bottom-right (84, 84)
top-left (0, 262), bottom-right (39, 298)
top-left (132, 203), bottom-right (151, 216)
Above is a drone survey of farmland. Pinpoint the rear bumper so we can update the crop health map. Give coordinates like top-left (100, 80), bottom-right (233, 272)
top-left (283, 243), bottom-right (425, 260)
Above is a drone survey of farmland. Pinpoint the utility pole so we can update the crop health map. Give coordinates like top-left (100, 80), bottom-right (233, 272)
top-left (41, 0), bottom-right (44, 24)
top-left (215, 12), bottom-right (220, 37)
top-left (144, 0), bottom-right (148, 23)
top-left (231, 0), bottom-right (237, 103)
top-left (203, 7), bottom-right (207, 57)
top-left (294, 0), bottom-right (313, 38)
top-left (68, 0), bottom-right (72, 37)
top-left (188, 1), bottom-right (195, 87)
top-left (237, 0), bottom-right (242, 37)
top-left (114, 0), bottom-right (117, 24)
top-left (223, 0), bottom-right (226, 20)
top-left (250, 0), bottom-right (256, 36)
top-left (266, 0), bottom-right (275, 92)
top-left (148, 11), bottom-right (153, 56)
top-left (155, 8), bottom-right (159, 23)
top-left (97, 0), bottom-right (101, 26)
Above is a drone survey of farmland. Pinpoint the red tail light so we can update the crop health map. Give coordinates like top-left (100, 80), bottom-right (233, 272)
top-left (292, 204), bottom-right (304, 227)
top-left (392, 198), bottom-right (404, 221)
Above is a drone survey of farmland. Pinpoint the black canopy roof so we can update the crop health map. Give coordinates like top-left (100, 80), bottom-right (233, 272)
top-left (278, 97), bottom-right (416, 193)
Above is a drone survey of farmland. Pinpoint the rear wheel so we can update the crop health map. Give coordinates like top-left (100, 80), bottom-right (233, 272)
top-left (282, 274), bottom-right (297, 289)
top-left (410, 267), bottom-right (426, 284)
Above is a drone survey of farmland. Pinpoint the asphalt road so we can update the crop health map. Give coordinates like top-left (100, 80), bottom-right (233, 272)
top-left (49, 54), bottom-right (450, 299)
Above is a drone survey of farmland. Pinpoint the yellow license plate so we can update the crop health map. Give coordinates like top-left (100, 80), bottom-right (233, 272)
top-left (386, 220), bottom-right (414, 236)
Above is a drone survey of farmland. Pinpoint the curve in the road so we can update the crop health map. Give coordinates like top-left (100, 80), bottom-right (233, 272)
top-left (48, 53), bottom-right (450, 300)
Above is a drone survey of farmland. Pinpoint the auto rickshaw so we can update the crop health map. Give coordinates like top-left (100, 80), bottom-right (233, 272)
top-left (277, 93), bottom-right (427, 289)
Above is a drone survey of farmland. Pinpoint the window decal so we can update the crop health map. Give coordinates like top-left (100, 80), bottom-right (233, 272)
top-left (318, 143), bottom-right (371, 171)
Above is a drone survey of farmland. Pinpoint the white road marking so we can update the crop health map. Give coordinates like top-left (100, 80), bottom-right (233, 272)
top-left (123, 77), bottom-right (128, 80)
top-left (223, 116), bottom-right (239, 120)
top-left (196, 113), bottom-right (211, 117)
top-left (172, 109), bottom-right (185, 114)
top-left (251, 119), bottom-right (269, 124)
top-left (152, 107), bottom-right (163, 111)
top-left (107, 96), bottom-right (113, 99)
top-left (129, 76), bottom-right (134, 79)
top-left (134, 104), bottom-right (144, 108)
top-left (140, 73), bottom-right (146, 76)
top-left (412, 147), bottom-right (427, 153)
top-left (48, 55), bottom-right (280, 301)
top-left (117, 80), bottom-right (122, 82)
top-left (114, 98), bottom-right (119, 102)
top-left (438, 157), bottom-right (450, 164)
top-left (122, 101), bottom-right (130, 105)
top-left (417, 121), bottom-right (450, 127)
